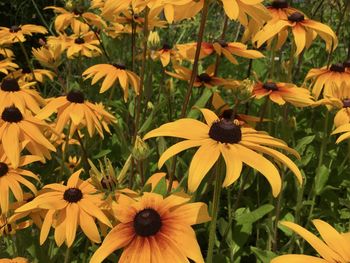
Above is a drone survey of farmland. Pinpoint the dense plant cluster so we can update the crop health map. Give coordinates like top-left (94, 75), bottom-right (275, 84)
top-left (0, 0), bottom-right (350, 262)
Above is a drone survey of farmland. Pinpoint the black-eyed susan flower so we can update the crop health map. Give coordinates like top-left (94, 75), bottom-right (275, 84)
top-left (0, 214), bottom-right (31, 236)
top-left (65, 31), bottom-right (101, 59)
top-left (0, 24), bottom-right (47, 44)
top-left (212, 40), bottom-right (264, 64)
top-left (82, 63), bottom-right (140, 101)
top-left (332, 123), bottom-right (350, 144)
top-left (0, 78), bottom-right (45, 114)
top-left (10, 68), bottom-right (55, 83)
top-left (166, 64), bottom-right (240, 88)
top-left (254, 11), bottom-right (337, 56)
top-left (272, 220), bottom-right (350, 263)
top-left (36, 90), bottom-right (116, 138)
top-left (0, 58), bottom-right (18, 75)
top-left (0, 257), bottom-right (29, 263)
top-left (15, 170), bottom-right (112, 247)
top-left (149, 0), bottom-right (196, 24)
top-left (151, 43), bottom-right (177, 67)
top-left (305, 63), bottom-right (350, 99)
top-left (90, 192), bottom-right (211, 263)
top-left (144, 108), bottom-right (302, 195)
top-left (253, 81), bottom-right (314, 107)
top-left (65, 156), bottom-right (81, 172)
top-left (32, 45), bottom-right (63, 69)
top-left (0, 106), bottom-right (56, 167)
top-left (0, 149), bottom-right (41, 214)
top-left (45, 5), bottom-right (106, 33)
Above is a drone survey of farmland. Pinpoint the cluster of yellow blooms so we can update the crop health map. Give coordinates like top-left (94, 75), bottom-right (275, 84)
top-left (0, 0), bottom-right (350, 262)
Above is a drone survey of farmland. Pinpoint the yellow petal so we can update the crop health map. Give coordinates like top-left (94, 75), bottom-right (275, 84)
top-left (65, 203), bottom-right (79, 247)
top-left (292, 24), bottom-right (306, 56)
top-left (220, 144), bottom-right (243, 187)
top-left (271, 255), bottom-right (328, 263)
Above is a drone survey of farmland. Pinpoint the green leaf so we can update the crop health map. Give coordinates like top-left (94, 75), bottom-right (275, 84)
top-left (250, 247), bottom-right (277, 263)
top-left (235, 204), bottom-right (274, 225)
top-left (92, 149), bottom-right (111, 159)
top-left (314, 164), bottom-right (329, 195)
top-left (152, 176), bottom-right (167, 196)
top-left (295, 135), bottom-right (315, 153)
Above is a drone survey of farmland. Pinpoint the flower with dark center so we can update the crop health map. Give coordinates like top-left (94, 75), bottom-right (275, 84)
top-left (288, 12), bottom-right (305, 22)
top-left (343, 99), bottom-right (350, 108)
top-left (263, 82), bottom-right (279, 91)
top-left (100, 176), bottom-right (116, 189)
top-left (198, 73), bottom-right (212, 83)
top-left (74, 38), bottom-right (85, 44)
top-left (343, 60), bottom-right (350, 68)
top-left (66, 90), bottom-right (85, 103)
top-left (1, 106), bottom-right (23, 122)
top-left (133, 208), bottom-right (162, 237)
top-left (9, 25), bottom-right (21, 33)
top-left (161, 43), bottom-right (172, 50)
top-left (113, 63), bottom-right (126, 70)
top-left (216, 39), bottom-right (228, 47)
top-left (330, 63), bottom-right (345, 73)
top-left (209, 118), bottom-right (242, 144)
top-left (271, 0), bottom-right (288, 9)
top-left (21, 67), bottom-right (32, 74)
top-left (0, 162), bottom-right (9, 177)
top-left (1, 78), bottom-right (20, 92)
top-left (220, 109), bottom-right (234, 120)
top-left (63, 188), bottom-right (83, 203)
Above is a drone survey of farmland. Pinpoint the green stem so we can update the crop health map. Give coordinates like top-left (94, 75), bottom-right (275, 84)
top-left (31, 0), bottom-right (55, 36)
top-left (76, 131), bottom-right (89, 173)
top-left (272, 172), bottom-right (285, 252)
top-left (64, 246), bottom-right (72, 263)
top-left (59, 122), bottom-right (71, 181)
top-left (18, 39), bottom-right (37, 82)
top-left (206, 159), bottom-right (224, 263)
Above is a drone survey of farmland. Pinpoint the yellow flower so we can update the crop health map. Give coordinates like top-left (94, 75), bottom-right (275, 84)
top-left (0, 150), bottom-right (41, 214)
top-left (166, 64), bottom-right (240, 88)
top-left (82, 63), bottom-right (140, 101)
top-left (0, 214), bottom-right (31, 237)
top-left (10, 68), bottom-right (55, 83)
top-left (254, 11), bottom-right (337, 56)
top-left (65, 155), bottom-right (81, 172)
top-left (90, 192), bottom-right (211, 263)
top-left (305, 63), bottom-right (350, 99)
top-left (45, 6), bottom-right (106, 33)
top-left (0, 257), bottom-right (29, 263)
top-left (15, 170), bottom-right (112, 247)
top-left (0, 106), bottom-right (56, 168)
top-left (36, 90), bottom-right (116, 138)
top-left (149, 0), bottom-right (196, 24)
top-left (252, 81), bottom-right (314, 107)
top-left (32, 44), bottom-right (63, 69)
top-left (0, 24), bottom-right (47, 44)
top-left (144, 108), bottom-right (301, 195)
top-left (272, 220), bottom-right (350, 263)
top-left (0, 58), bottom-right (18, 75)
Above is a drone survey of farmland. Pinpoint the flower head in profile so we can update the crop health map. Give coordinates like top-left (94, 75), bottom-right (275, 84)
top-left (0, 106), bottom-right (56, 167)
top-left (253, 81), bottom-right (314, 107)
top-left (0, 214), bottom-right (31, 237)
top-left (0, 24), bottom-right (47, 44)
top-left (0, 149), bottom-right (41, 214)
top-left (166, 64), bottom-right (240, 89)
top-left (0, 58), bottom-right (18, 75)
top-left (254, 11), bottom-right (337, 56)
top-left (11, 68), bottom-right (55, 83)
top-left (144, 108), bottom-right (302, 195)
top-left (151, 43), bottom-right (177, 67)
top-left (305, 63), bottom-right (350, 99)
top-left (90, 192), bottom-right (211, 263)
top-left (0, 257), bottom-right (28, 263)
top-left (15, 170), bottom-right (112, 247)
top-left (36, 90), bottom-right (116, 138)
top-left (272, 220), bottom-right (350, 263)
top-left (82, 63), bottom-right (140, 101)
top-left (32, 44), bottom-right (63, 69)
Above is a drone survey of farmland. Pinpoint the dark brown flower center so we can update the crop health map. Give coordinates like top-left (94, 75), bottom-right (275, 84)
top-left (271, 0), bottom-right (288, 8)
top-left (63, 188), bottom-right (83, 202)
top-left (343, 99), bottom-right (350, 108)
top-left (74, 38), bottom-right (85, 44)
top-left (330, 63), bottom-right (345, 73)
top-left (263, 82), bottom-right (279, 91)
top-left (0, 162), bottom-right (9, 177)
top-left (1, 78), bottom-right (20, 92)
top-left (9, 25), bottom-right (21, 33)
top-left (113, 63), bottom-right (126, 70)
top-left (288, 12), bottom-right (305, 22)
top-left (209, 118), bottom-right (242, 144)
top-left (198, 73), bottom-right (212, 83)
top-left (134, 208), bottom-right (162, 237)
top-left (1, 106), bottom-right (23, 122)
top-left (22, 67), bottom-right (32, 74)
top-left (73, 8), bottom-right (84, 15)
top-left (220, 109), bottom-right (235, 120)
top-left (161, 43), bottom-right (172, 50)
top-left (343, 60), bottom-right (350, 68)
top-left (67, 90), bottom-right (85, 103)
top-left (216, 39), bottom-right (228, 47)
top-left (100, 176), bottom-right (116, 189)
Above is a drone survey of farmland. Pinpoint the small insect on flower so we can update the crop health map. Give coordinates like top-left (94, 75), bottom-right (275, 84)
top-left (144, 108), bottom-right (302, 195)
top-left (90, 192), bottom-right (211, 263)
top-left (272, 220), bottom-right (350, 263)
